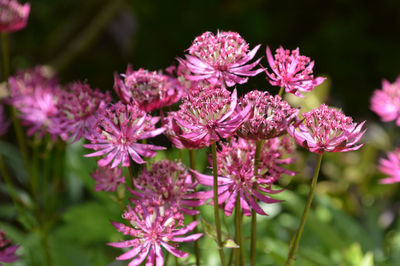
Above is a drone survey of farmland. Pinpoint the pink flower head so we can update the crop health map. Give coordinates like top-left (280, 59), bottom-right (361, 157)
top-left (84, 102), bottom-right (165, 168)
top-left (378, 148), bottom-right (400, 184)
top-left (108, 204), bottom-right (202, 266)
top-left (90, 165), bottom-right (125, 192)
top-left (129, 160), bottom-right (204, 216)
top-left (54, 82), bottom-right (111, 142)
top-left (114, 66), bottom-right (182, 112)
top-left (370, 76), bottom-right (400, 126)
top-left (181, 30), bottom-right (263, 87)
top-left (0, 104), bottom-right (10, 136)
top-left (173, 85), bottom-right (251, 148)
top-left (288, 104), bottom-right (366, 154)
top-left (237, 90), bottom-right (299, 140)
top-left (8, 66), bottom-right (60, 137)
top-left (0, 0), bottom-right (30, 33)
top-left (192, 137), bottom-right (295, 216)
top-left (0, 230), bottom-right (19, 264)
top-left (265, 46), bottom-right (325, 97)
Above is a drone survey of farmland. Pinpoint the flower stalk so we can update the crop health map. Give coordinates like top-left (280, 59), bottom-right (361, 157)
top-left (189, 149), bottom-right (201, 266)
top-left (235, 193), bottom-right (244, 266)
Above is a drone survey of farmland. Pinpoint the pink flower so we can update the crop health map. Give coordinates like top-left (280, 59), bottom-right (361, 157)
top-left (114, 66), bottom-right (182, 112)
top-left (378, 149), bottom-right (400, 184)
top-left (192, 137), bottom-right (295, 216)
top-left (0, 231), bottom-right (19, 264)
top-left (181, 31), bottom-right (263, 87)
top-left (265, 46), bottom-right (325, 97)
top-left (0, 104), bottom-right (10, 136)
top-left (370, 76), bottom-right (400, 125)
top-left (108, 204), bottom-right (202, 266)
top-left (287, 104), bottom-right (366, 154)
top-left (173, 85), bottom-right (251, 148)
top-left (237, 90), bottom-right (299, 140)
top-left (90, 166), bottom-right (125, 192)
top-left (84, 102), bottom-right (165, 168)
top-left (0, 0), bottom-right (30, 33)
top-left (54, 82), bottom-right (111, 142)
top-left (129, 160), bottom-right (204, 216)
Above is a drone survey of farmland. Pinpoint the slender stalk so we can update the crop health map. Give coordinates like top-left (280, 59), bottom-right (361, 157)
top-left (234, 194), bottom-right (244, 266)
top-left (285, 153), bottom-right (324, 266)
top-left (189, 149), bottom-right (201, 266)
top-left (250, 140), bottom-right (263, 266)
top-left (211, 142), bottom-right (226, 266)
top-left (1, 34), bottom-right (10, 79)
top-left (175, 255), bottom-right (179, 266)
top-left (31, 135), bottom-right (40, 211)
top-left (278, 86), bottom-right (285, 97)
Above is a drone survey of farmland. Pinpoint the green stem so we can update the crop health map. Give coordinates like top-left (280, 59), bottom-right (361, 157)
top-left (285, 153), bottom-right (324, 266)
top-left (235, 194), bottom-right (244, 266)
top-left (189, 149), bottom-right (201, 266)
top-left (211, 142), bottom-right (226, 266)
top-left (250, 140), bottom-right (263, 266)
top-left (1, 33), bottom-right (10, 79)
top-left (278, 86), bottom-right (285, 97)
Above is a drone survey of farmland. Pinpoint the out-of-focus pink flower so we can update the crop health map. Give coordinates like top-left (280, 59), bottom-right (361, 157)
top-left (129, 160), bottom-right (204, 215)
top-left (0, 104), bottom-right (10, 136)
top-left (287, 104), bottom-right (366, 154)
top-left (265, 46), bottom-right (325, 97)
top-left (108, 204), bottom-right (202, 266)
top-left (0, 231), bottom-right (19, 264)
top-left (370, 76), bottom-right (400, 126)
top-left (54, 82), bottom-right (111, 142)
top-left (378, 149), bottom-right (400, 184)
top-left (192, 137), bottom-right (295, 216)
top-left (181, 31), bottom-right (263, 87)
top-left (114, 66), bottom-right (182, 112)
top-left (0, 0), bottom-right (30, 33)
top-left (84, 102), bottom-right (165, 168)
top-left (8, 66), bottom-right (60, 137)
top-left (90, 165), bottom-right (125, 192)
top-left (237, 90), bottom-right (299, 140)
top-left (173, 86), bottom-right (251, 148)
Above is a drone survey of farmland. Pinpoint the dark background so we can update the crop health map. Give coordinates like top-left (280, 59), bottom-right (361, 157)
top-left (6, 0), bottom-right (400, 121)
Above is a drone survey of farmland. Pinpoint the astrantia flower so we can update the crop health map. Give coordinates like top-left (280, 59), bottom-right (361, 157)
top-left (370, 76), bottom-right (400, 126)
top-left (237, 90), bottom-right (299, 140)
top-left (378, 149), bottom-right (400, 184)
top-left (90, 165), bottom-right (125, 192)
top-left (181, 30), bottom-right (263, 87)
top-left (84, 102), bottom-right (165, 167)
top-left (0, 104), bottom-right (10, 136)
top-left (0, 230), bottom-right (19, 265)
top-left (108, 204), bottom-right (202, 266)
top-left (114, 66), bottom-right (182, 112)
top-left (288, 104), bottom-right (366, 154)
top-left (193, 137), bottom-right (294, 216)
top-left (54, 82), bottom-right (111, 142)
top-left (130, 160), bottom-right (204, 215)
top-left (265, 46), bottom-right (325, 97)
top-left (173, 85), bottom-right (251, 148)
top-left (0, 0), bottom-right (30, 33)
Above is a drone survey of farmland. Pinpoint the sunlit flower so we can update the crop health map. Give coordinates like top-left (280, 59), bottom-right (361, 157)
top-left (265, 46), bottom-right (325, 97)
top-left (378, 149), bottom-right (400, 184)
top-left (370, 76), bottom-right (400, 125)
top-left (181, 31), bottom-right (263, 87)
top-left (237, 90), bottom-right (299, 140)
top-left (0, 230), bottom-right (19, 265)
top-left (84, 102), bottom-right (165, 168)
top-left (0, 104), bottom-right (10, 136)
top-left (0, 0), bottom-right (30, 33)
top-left (108, 204), bottom-right (202, 266)
top-left (193, 137), bottom-right (294, 216)
top-left (287, 104), bottom-right (366, 154)
top-left (130, 160), bottom-right (204, 215)
top-left (90, 165), bottom-right (125, 192)
top-left (54, 82), bottom-right (111, 142)
top-left (114, 66), bottom-right (182, 112)
top-left (173, 85), bottom-right (251, 148)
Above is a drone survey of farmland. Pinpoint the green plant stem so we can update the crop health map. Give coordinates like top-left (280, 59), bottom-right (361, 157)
top-left (235, 194), bottom-right (244, 266)
top-left (278, 86), bottom-right (285, 97)
top-left (250, 140), bottom-right (263, 266)
top-left (285, 153), bottom-right (324, 266)
top-left (211, 142), bottom-right (226, 266)
top-left (1, 33), bottom-right (10, 79)
top-left (31, 136), bottom-right (40, 212)
top-left (189, 149), bottom-right (201, 266)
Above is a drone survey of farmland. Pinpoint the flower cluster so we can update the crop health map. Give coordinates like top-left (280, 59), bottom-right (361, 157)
top-left (378, 149), bottom-right (400, 184)
top-left (90, 165), bottom-right (125, 192)
top-left (370, 76), bottom-right (400, 125)
top-left (0, 0), bottom-right (30, 33)
top-left (265, 46), bottom-right (325, 97)
top-left (0, 231), bottom-right (19, 265)
top-left (288, 104), bottom-right (366, 154)
top-left (181, 30), bottom-right (263, 87)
